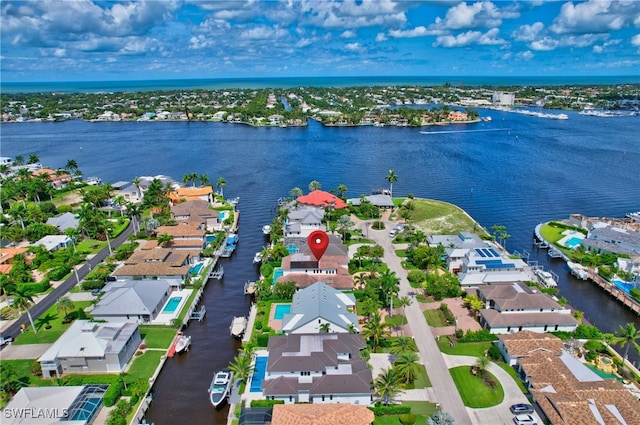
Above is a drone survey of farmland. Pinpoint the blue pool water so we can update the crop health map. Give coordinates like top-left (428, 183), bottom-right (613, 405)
top-left (273, 304), bottom-right (291, 320)
top-left (272, 267), bottom-right (284, 285)
top-left (205, 235), bottom-right (216, 245)
top-left (612, 279), bottom-right (634, 295)
top-left (250, 357), bottom-right (268, 392)
top-left (189, 263), bottom-right (203, 275)
top-left (162, 296), bottom-right (182, 313)
top-left (564, 237), bottom-right (583, 248)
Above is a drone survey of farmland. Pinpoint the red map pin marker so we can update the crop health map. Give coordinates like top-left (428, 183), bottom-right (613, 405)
top-left (307, 230), bottom-right (329, 261)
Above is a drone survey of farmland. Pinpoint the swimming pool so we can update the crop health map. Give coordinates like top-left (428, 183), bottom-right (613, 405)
top-left (273, 304), bottom-right (291, 320)
top-left (189, 263), bottom-right (203, 275)
top-left (272, 267), bottom-right (284, 285)
top-left (205, 235), bottom-right (217, 245)
top-left (612, 279), bottom-right (633, 295)
top-left (564, 237), bottom-right (583, 248)
top-left (250, 356), bottom-right (268, 392)
top-left (162, 296), bottom-right (182, 313)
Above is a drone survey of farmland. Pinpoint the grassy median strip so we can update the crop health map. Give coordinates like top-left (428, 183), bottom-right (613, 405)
top-left (450, 366), bottom-right (504, 408)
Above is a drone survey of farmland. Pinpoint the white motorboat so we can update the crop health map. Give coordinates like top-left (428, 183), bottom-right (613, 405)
top-left (208, 370), bottom-right (233, 408)
top-left (535, 269), bottom-right (558, 288)
top-left (262, 224), bottom-right (271, 235)
top-left (174, 333), bottom-right (191, 353)
top-left (567, 261), bottom-right (589, 280)
top-left (253, 252), bottom-right (262, 264)
top-left (230, 316), bottom-right (247, 339)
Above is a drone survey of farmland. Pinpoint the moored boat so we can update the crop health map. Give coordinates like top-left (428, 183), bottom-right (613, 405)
top-left (535, 268), bottom-right (558, 288)
top-left (174, 333), bottom-right (191, 353)
top-left (253, 252), bottom-right (262, 264)
top-left (208, 370), bottom-right (233, 408)
top-left (230, 316), bottom-right (247, 339)
top-left (262, 224), bottom-right (271, 235)
top-left (567, 261), bottom-right (589, 280)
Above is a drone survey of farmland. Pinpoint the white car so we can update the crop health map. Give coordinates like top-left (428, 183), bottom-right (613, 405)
top-left (1, 336), bottom-right (14, 347)
top-left (513, 414), bottom-right (537, 425)
top-left (389, 229), bottom-right (398, 238)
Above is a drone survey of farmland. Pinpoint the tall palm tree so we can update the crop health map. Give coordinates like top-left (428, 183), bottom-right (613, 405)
top-left (380, 269), bottom-right (400, 314)
top-left (11, 286), bottom-right (37, 333)
top-left (612, 323), bottom-right (640, 362)
top-left (475, 355), bottom-right (491, 377)
top-left (308, 180), bottom-right (322, 191)
top-left (394, 351), bottom-right (421, 384)
top-left (65, 159), bottom-right (79, 175)
top-left (56, 296), bottom-right (74, 318)
top-left (0, 274), bottom-right (16, 304)
top-left (132, 176), bottom-right (142, 200)
top-left (216, 177), bottom-right (226, 197)
top-left (385, 169), bottom-right (398, 198)
top-left (27, 153), bottom-right (40, 164)
top-left (319, 322), bottom-right (331, 333)
top-left (289, 187), bottom-right (303, 198)
top-left (126, 202), bottom-right (141, 235)
top-left (373, 367), bottom-right (402, 405)
top-left (362, 310), bottom-right (389, 350)
top-left (157, 233), bottom-right (174, 247)
top-left (199, 174), bottom-right (210, 187)
top-left (337, 184), bottom-right (348, 197)
top-left (390, 336), bottom-right (417, 355)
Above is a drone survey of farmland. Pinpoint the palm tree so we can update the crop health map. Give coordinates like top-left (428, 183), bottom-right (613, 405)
top-left (475, 355), bottom-right (491, 377)
top-left (126, 202), bottom-right (141, 235)
top-left (362, 310), bottom-right (389, 350)
top-left (373, 367), bottom-right (402, 405)
top-left (65, 159), bottom-right (79, 175)
top-left (199, 174), bottom-right (210, 187)
top-left (612, 322), bottom-right (640, 362)
top-left (228, 352), bottom-right (253, 386)
top-left (0, 274), bottom-right (16, 304)
top-left (385, 169), bottom-right (398, 198)
top-left (216, 177), bottom-right (226, 197)
top-left (347, 323), bottom-right (358, 334)
top-left (289, 187), bottom-right (303, 198)
top-left (308, 180), bottom-right (322, 191)
top-left (14, 155), bottom-right (24, 166)
top-left (319, 322), bottom-right (331, 333)
top-left (336, 214), bottom-right (354, 243)
top-left (132, 176), bottom-right (142, 200)
top-left (394, 351), bottom-right (421, 384)
top-left (157, 233), bottom-right (174, 247)
top-left (11, 286), bottom-right (37, 333)
top-left (337, 184), bottom-right (348, 197)
top-left (390, 337), bottom-right (417, 355)
top-left (27, 153), bottom-right (40, 164)
top-left (56, 296), bottom-right (74, 318)
top-left (380, 269), bottom-right (400, 314)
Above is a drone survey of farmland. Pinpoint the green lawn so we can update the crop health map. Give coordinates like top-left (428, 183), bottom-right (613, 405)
top-left (424, 309), bottom-right (449, 327)
top-left (437, 339), bottom-right (492, 357)
top-left (372, 400), bottom-right (438, 425)
top-left (450, 366), bottom-right (504, 408)
top-left (385, 314), bottom-right (407, 327)
top-left (407, 198), bottom-right (485, 236)
top-left (127, 350), bottom-right (164, 382)
top-left (404, 364), bottom-right (432, 389)
top-left (139, 326), bottom-right (176, 349)
top-left (13, 301), bottom-right (93, 345)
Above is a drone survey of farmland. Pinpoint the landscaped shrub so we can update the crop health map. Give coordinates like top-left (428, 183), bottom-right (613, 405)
top-left (371, 221), bottom-right (385, 230)
top-left (19, 280), bottom-right (51, 294)
top-left (407, 270), bottom-right (426, 284)
top-left (458, 329), bottom-right (498, 343)
top-left (105, 399), bottom-right (130, 425)
top-left (47, 264), bottom-right (71, 281)
top-left (368, 404), bottom-right (411, 416)
top-left (256, 334), bottom-right (269, 347)
top-left (102, 380), bottom-right (124, 407)
top-left (31, 360), bottom-right (42, 377)
top-left (487, 344), bottom-right (503, 361)
top-left (585, 351), bottom-right (598, 362)
top-left (250, 399), bottom-right (284, 408)
top-left (255, 321), bottom-right (263, 330)
top-left (399, 413), bottom-right (417, 425)
top-left (81, 280), bottom-right (105, 290)
top-left (583, 340), bottom-right (607, 353)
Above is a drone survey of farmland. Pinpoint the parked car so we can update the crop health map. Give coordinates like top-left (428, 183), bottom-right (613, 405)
top-left (510, 404), bottom-right (534, 414)
top-left (91, 288), bottom-right (102, 296)
top-left (104, 276), bottom-right (117, 282)
top-left (389, 229), bottom-right (398, 238)
top-left (1, 336), bottom-right (14, 347)
top-left (513, 414), bottom-right (537, 425)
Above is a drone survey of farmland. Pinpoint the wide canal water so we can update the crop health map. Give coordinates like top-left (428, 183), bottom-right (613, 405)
top-left (2, 109), bottom-right (639, 424)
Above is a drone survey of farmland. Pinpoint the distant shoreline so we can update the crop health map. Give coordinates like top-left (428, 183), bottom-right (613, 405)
top-left (3, 75), bottom-right (640, 94)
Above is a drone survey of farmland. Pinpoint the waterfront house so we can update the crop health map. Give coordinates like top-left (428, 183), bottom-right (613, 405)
top-left (277, 238), bottom-right (353, 290)
top-left (281, 281), bottom-right (358, 334)
top-left (168, 186), bottom-right (214, 205)
top-left (33, 235), bottom-right (72, 252)
top-left (119, 175), bottom-right (178, 204)
top-left (284, 206), bottom-right (326, 243)
top-left (262, 333), bottom-right (372, 405)
top-left (32, 167), bottom-right (73, 189)
top-left (428, 232), bottom-right (487, 273)
top-left (112, 245), bottom-right (198, 281)
top-left (476, 282), bottom-right (578, 334)
top-left (2, 385), bottom-right (109, 425)
top-left (296, 190), bottom-right (348, 210)
top-left (46, 212), bottom-right (79, 233)
top-left (583, 224), bottom-right (640, 256)
top-left (347, 194), bottom-right (394, 209)
top-left (39, 320), bottom-right (141, 378)
top-left (498, 331), bottom-right (640, 425)
top-left (169, 199), bottom-right (224, 231)
top-left (271, 403), bottom-right (374, 425)
top-left (91, 280), bottom-right (172, 323)
top-left (154, 221), bottom-right (207, 250)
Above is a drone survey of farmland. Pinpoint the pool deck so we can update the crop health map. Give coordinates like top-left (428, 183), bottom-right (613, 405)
top-left (152, 289), bottom-right (193, 325)
top-left (267, 302), bottom-right (290, 332)
top-left (241, 350), bottom-right (269, 404)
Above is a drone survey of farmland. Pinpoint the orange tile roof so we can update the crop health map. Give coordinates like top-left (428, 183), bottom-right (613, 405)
top-left (271, 403), bottom-right (374, 425)
top-left (297, 190), bottom-right (348, 209)
top-left (0, 247), bottom-right (29, 265)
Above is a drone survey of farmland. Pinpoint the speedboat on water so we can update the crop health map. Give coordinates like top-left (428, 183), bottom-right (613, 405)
top-left (209, 370), bottom-right (233, 408)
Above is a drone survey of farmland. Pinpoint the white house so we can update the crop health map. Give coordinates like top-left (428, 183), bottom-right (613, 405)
top-left (281, 282), bottom-right (358, 334)
top-left (33, 235), bottom-right (72, 251)
top-left (91, 280), bottom-right (172, 323)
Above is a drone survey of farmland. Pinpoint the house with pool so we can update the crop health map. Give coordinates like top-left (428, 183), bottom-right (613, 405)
top-left (91, 279), bottom-right (173, 323)
top-left (39, 320), bottom-right (141, 378)
top-left (260, 333), bottom-right (372, 405)
top-left (280, 281), bottom-right (358, 334)
top-left (112, 245), bottom-right (199, 281)
top-left (155, 221), bottom-right (207, 250)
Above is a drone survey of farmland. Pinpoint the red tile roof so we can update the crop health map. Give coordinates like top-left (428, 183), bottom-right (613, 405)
top-left (296, 190), bottom-right (348, 209)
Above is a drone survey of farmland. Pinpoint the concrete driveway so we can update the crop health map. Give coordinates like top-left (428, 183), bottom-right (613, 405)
top-left (1, 343), bottom-right (52, 360)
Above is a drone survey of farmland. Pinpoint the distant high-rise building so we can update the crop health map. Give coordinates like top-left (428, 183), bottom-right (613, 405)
top-left (492, 91), bottom-right (515, 105)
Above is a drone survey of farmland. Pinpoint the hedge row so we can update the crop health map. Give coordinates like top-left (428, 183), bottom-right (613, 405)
top-left (250, 399), bottom-right (285, 408)
top-left (368, 404), bottom-right (411, 415)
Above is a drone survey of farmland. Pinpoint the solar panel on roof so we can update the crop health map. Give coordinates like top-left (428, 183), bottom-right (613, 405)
top-left (489, 248), bottom-right (499, 257)
top-left (476, 249), bottom-right (486, 257)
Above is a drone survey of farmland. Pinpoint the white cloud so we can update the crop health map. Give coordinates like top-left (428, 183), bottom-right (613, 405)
top-left (238, 26), bottom-right (288, 40)
top-left (529, 33), bottom-right (609, 51)
top-left (517, 50), bottom-right (534, 61)
top-left (375, 32), bottom-right (388, 42)
top-left (296, 38), bottom-right (313, 48)
top-left (388, 26), bottom-right (443, 38)
top-left (550, 0), bottom-right (639, 34)
top-left (632, 34), bottom-right (640, 47)
top-left (440, 1), bottom-right (520, 30)
top-left (340, 30), bottom-right (357, 39)
top-left (300, 0), bottom-right (407, 29)
top-left (592, 39), bottom-right (621, 53)
top-left (344, 42), bottom-right (365, 52)
top-left (433, 28), bottom-right (505, 48)
top-left (511, 22), bottom-right (544, 42)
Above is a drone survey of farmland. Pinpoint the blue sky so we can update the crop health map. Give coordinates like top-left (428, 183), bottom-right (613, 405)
top-left (1, 0), bottom-right (639, 82)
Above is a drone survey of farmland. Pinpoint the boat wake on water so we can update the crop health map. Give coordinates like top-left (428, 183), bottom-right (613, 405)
top-left (420, 128), bottom-right (511, 135)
